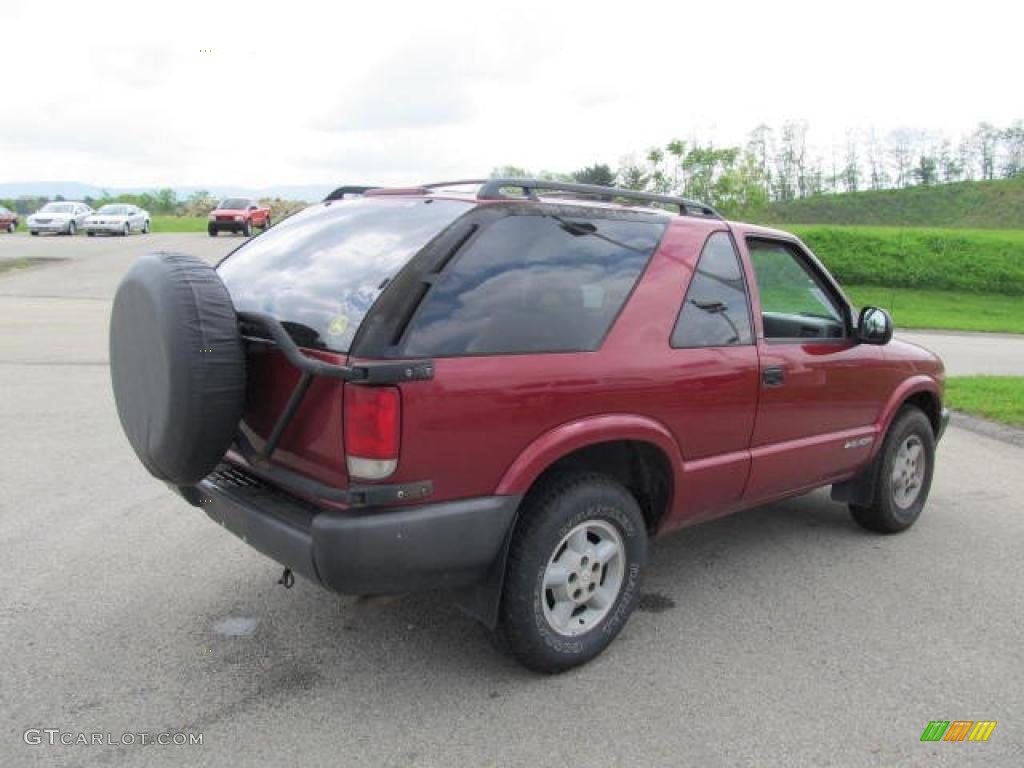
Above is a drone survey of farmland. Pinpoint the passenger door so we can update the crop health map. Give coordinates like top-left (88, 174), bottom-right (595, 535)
top-left (740, 236), bottom-right (885, 502)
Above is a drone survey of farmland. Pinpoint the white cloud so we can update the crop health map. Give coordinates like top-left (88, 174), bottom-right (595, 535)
top-left (0, 0), bottom-right (1020, 189)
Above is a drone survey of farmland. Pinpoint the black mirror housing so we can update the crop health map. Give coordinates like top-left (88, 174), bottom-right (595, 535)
top-left (857, 306), bottom-right (894, 345)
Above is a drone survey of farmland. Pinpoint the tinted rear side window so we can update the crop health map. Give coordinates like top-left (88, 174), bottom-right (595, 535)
top-left (403, 212), bottom-right (666, 356)
top-left (671, 232), bottom-right (753, 348)
top-left (217, 198), bottom-right (472, 352)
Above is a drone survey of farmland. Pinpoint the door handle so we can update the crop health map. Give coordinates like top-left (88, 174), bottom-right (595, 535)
top-left (762, 366), bottom-right (785, 387)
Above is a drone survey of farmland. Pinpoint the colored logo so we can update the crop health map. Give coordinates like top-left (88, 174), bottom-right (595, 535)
top-left (920, 721), bottom-right (997, 742)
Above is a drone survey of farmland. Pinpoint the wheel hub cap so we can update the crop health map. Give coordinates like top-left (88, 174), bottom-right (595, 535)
top-left (891, 435), bottom-right (926, 509)
top-left (541, 520), bottom-right (625, 636)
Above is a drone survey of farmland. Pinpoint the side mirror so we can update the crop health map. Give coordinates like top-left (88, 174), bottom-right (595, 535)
top-left (857, 306), bottom-right (893, 345)
top-left (248, 205), bottom-right (258, 211)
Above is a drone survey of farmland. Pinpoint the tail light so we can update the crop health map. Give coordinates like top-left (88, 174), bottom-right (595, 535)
top-left (344, 385), bottom-right (400, 480)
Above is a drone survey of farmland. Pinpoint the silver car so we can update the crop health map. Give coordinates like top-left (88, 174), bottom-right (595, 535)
top-left (83, 204), bottom-right (151, 236)
top-left (27, 201), bottom-right (93, 236)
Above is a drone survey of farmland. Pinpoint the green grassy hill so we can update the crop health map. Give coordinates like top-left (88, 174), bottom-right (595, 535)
top-left (788, 226), bottom-right (1024, 295)
top-left (754, 177), bottom-right (1024, 229)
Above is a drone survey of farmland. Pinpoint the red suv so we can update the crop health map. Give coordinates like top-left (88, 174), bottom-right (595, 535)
top-left (110, 179), bottom-right (947, 672)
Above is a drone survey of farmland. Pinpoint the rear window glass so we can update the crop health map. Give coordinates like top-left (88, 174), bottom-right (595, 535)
top-left (403, 212), bottom-right (666, 356)
top-left (218, 198), bottom-right (472, 352)
top-left (218, 198), bottom-right (251, 209)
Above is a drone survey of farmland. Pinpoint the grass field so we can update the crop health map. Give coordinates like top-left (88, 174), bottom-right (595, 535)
top-left (754, 176), bottom-right (1024, 229)
top-left (843, 285), bottom-right (1024, 334)
top-left (151, 215), bottom-right (207, 232)
top-left (945, 376), bottom-right (1024, 427)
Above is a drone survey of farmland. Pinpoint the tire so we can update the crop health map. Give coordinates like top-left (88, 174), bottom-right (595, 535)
top-left (30, 230), bottom-right (38, 236)
top-left (109, 252), bottom-right (246, 486)
top-left (67, 221), bottom-right (77, 236)
top-left (495, 472), bottom-right (648, 673)
top-left (122, 223), bottom-right (130, 237)
top-left (242, 220), bottom-right (252, 237)
top-left (142, 220), bottom-right (150, 234)
top-left (87, 231), bottom-right (95, 237)
top-left (6, 222), bottom-right (14, 234)
top-left (264, 217), bottom-right (272, 230)
top-left (850, 407), bottom-right (935, 533)
top-left (208, 225), bottom-right (217, 237)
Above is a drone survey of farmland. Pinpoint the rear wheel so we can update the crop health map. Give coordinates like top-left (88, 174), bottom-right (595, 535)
top-left (207, 225), bottom-right (217, 237)
top-left (67, 221), bottom-right (77, 236)
top-left (242, 220), bottom-right (252, 237)
top-left (142, 220), bottom-right (150, 234)
top-left (850, 407), bottom-right (935, 533)
top-left (495, 472), bottom-right (647, 673)
top-left (122, 223), bottom-right (130, 237)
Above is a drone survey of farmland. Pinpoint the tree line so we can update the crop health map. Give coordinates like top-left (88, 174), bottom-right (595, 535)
top-left (495, 120), bottom-right (1024, 215)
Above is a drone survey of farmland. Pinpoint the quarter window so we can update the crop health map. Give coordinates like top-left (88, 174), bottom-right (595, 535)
top-left (671, 232), bottom-right (753, 348)
top-left (403, 212), bottom-right (665, 356)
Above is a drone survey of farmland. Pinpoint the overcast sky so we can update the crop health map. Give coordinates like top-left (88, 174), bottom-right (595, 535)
top-left (1, 0), bottom-right (1019, 188)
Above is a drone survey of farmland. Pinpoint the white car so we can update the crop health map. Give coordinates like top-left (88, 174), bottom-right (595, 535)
top-left (27, 202), bottom-right (93, 236)
top-left (83, 204), bottom-right (151, 236)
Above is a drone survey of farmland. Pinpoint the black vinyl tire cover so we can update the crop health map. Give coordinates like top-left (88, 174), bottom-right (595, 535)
top-left (110, 251), bottom-right (246, 486)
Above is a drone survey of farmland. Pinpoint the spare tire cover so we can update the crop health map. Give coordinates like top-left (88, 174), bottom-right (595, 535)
top-left (110, 252), bottom-right (246, 486)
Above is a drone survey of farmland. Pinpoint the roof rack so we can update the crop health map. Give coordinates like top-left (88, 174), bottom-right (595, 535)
top-left (466, 178), bottom-right (722, 218)
top-left (323, 185), bottom-right (378, 202)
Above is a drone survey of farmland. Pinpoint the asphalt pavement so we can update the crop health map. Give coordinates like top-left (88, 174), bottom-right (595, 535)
top-left (1, 233), bottom-right (1022, 767)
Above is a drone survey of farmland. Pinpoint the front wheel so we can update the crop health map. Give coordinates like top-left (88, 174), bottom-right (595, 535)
top-left (495, 472), bottom-right (647, 673)
top-left (850, 407), bottom-right (936, 533)
top-left (242, 220), bottom-right (252, 237)
top-left (263, 217), bottom-right (272, 230)
top-left (67, 221), bottom-right (77, 236)
top-left (142, 220), bottom-right (150, 234)
top-left (6, 222), bottom-right (14, 234)
top-left (122, 223), bottom-right (130, 237)
top-left (207, 226), bottom-right (217, 237)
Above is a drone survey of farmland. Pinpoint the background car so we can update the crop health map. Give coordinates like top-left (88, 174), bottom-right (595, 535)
top-left (26, 201), bottom-right (92, 236)
top-left (207, 198), bottom-right (271, 237)
top-left (0, 206), bottom-right (17, 234)
top-left (83, 204), bottom-right (150, 236)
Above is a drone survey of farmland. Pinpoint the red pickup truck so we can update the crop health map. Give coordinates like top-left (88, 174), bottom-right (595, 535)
top-left (111, 179), bottom-right (948, 672)
top-left (207, 197), bottom-right (271, 237)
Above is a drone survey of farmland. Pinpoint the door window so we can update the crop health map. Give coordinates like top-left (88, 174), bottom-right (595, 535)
top-left (671, 232), bottom-right (753, 348)
top-left (747, 239), bottom-right (846, 340)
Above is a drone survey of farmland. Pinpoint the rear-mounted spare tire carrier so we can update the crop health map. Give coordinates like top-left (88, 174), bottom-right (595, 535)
top-left (236, 311), bottom-right (435, 506)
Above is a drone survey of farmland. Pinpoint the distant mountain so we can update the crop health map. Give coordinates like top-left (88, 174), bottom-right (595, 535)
top-left (0, 181), bottom-right (334, 203)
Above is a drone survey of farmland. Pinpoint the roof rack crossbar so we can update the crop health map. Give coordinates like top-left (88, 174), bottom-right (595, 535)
top-left (326, 178), bottom-right (721, 218)
top-left (323, 185), bottom-right (378, 202)
top-left (476, 178), bottom-right (722, 218)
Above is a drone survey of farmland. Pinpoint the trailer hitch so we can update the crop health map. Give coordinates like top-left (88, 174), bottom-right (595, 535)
top-left (277, 567), bottom-right (295, 589)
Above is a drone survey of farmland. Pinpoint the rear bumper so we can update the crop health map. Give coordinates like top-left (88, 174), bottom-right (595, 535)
top-left (176, 465), bottom-right (519, 595)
